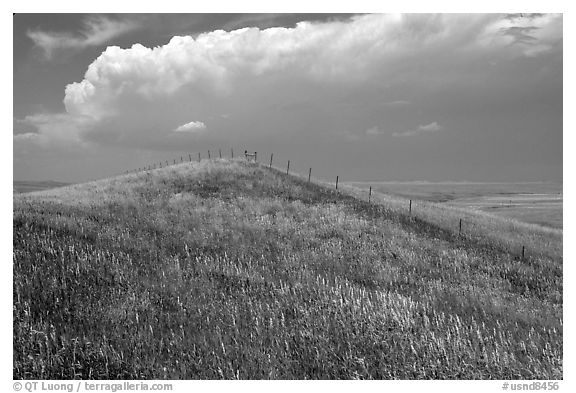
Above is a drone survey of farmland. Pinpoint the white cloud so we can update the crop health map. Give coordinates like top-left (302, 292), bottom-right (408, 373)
top-left (393, 122), bottom-right (443, 137)
top-left (419, 122), bottom-right (442, 132)
top-left (65, 14), bottom-right (563, 121)
top-left (482, 13), bottom-right (562, 58)
top-left (173, 121), bottom-right (207, 133)
top-left (365, 126), bottom-right (381, 136)
top-left (13, 117), bottom-right (39, 135)
top-left (19, 14), bottom-right (560, 148)
top-left (64, 14), bottom-right (499, 119)
top-left (28, 15), bottom-right (140, 60)
top-left (13, 132), bottom-right (39, 142)
top-left (382, 100), bottom-right (411, 107)
top-left (13, 113), bottom-right (94, 147)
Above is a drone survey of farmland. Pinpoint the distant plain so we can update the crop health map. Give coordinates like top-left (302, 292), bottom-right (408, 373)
top-left (346, 182), bottom-right (562, 229)
top-left (13, 180), bottom-right (71, 194)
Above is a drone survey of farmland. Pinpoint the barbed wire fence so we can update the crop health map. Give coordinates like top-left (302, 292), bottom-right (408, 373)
top-left (120, 147), bottom-right (531, 262)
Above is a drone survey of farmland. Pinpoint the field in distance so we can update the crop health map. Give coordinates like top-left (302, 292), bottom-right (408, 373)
top-left (14, 180), bottom-right (71, 194)
top-left (346, 181), bottom-right (562, 229)
top-left (13, 159), bottom-right (562, 379)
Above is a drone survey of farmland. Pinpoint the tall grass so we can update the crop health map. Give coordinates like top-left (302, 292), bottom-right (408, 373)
top-left (13, 159), bottom-right (562, 379)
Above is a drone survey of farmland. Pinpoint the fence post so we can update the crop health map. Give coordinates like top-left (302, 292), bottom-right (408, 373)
top-left (269, 153), bottom-right (273, 168)
top-left (286, 160), bottom-right (290, 175)
top-left (231, 148), bottom-right (234, 158)
top-left (336, 176), bottom-right (339, 190)
top-left (522, 246), bottom-right (525, 260)
top-left (409, 199), bottom-right (412, 215)
top-left (198, 153), bottom-right (201, 162)
top-left (180, 156), bottom-right (183, 163)
top-left (208, 150), bottom-right (211, 159)
top-left (369, 186), bottom-right (372, 203)
top-left (219, 149), bottom-right (222, 158)
top-left (166, 160), bottom-right (168, 167)
top-left (173, 159), bottom-right (176, 165)
top-left (308, 168), bottom-right (312, 183)
top-left (255, 152), bottom-right (258, 162)
top-left (459, 219), bottom-right (462, 237)
top-left (189, 154), bottom-right (191, 162)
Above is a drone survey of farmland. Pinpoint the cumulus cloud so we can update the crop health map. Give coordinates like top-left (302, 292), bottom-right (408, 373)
top-left (480, 13), bottom-right (562, 58)
top-left (13, 117), bottom-right (39, 135)
top-left (419, 122), bottom-right (442, 132)
top-left (13, 132), bottom-right (39, 142)
top-left (365, 126), bottom-right (382, 136)
top-left (173, 121), bottom-right (207, 133)
top-left (382, 100), bottom-right (411, 107)
top-left (18, 13), bottom-right (561, 149)
top-left (13, 113), bottom-right (94, 147)
top-left (393, 122), bottom-right (443, 137)
top-left (501, 26), bottom-right (539, 44)
top-left (64, 14), bottom-right (499, 119)
top-left (28, 15), bottom-right (140, 60)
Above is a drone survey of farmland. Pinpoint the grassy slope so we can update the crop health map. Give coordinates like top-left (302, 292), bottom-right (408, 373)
top-left (13, 159), bottom-right (562, 379)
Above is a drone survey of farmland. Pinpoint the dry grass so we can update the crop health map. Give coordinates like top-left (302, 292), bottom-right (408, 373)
top-left (13, 159), bottom-right (562, 379)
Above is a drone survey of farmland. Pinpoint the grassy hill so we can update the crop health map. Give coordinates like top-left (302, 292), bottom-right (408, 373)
top-left (13, 158), bottom-right (562, 379)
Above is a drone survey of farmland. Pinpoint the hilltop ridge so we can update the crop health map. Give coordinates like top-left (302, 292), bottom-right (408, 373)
top-left (13, 158), bottom-right (562, 379)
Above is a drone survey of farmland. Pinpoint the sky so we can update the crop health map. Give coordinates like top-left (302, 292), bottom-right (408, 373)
top-left (13, 13), bottom-right (563, 183)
